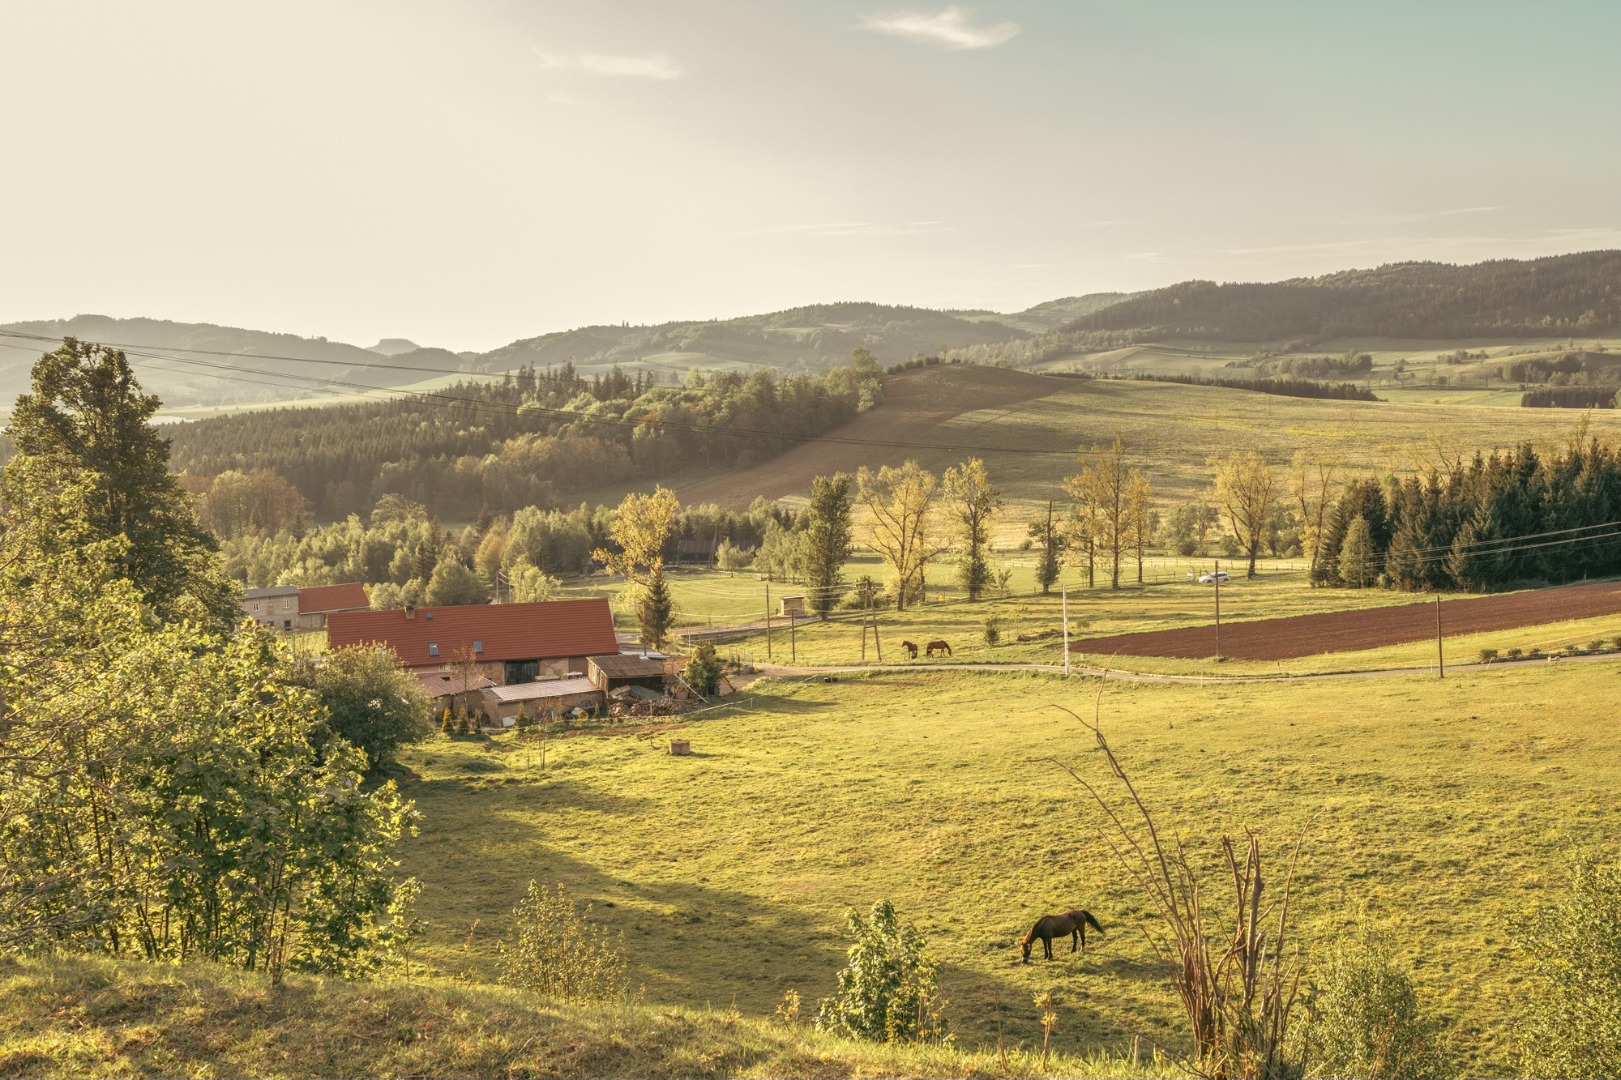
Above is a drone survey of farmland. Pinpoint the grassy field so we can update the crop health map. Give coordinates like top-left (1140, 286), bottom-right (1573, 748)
top-left (643, 366), bottom-right (1621, 519)
top-left (0, 956), bottom-right (1165, 1078)
top-left (394, 662), bottom-right (1621, 1073)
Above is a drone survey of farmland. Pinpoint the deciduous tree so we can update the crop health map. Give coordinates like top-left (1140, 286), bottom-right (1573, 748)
top-left (1211, 451), bottom-right (1281, 578)
top-left (855, 461), bottom-right (941, 611)
top-left (942, 458), bottom-right (1001, 600)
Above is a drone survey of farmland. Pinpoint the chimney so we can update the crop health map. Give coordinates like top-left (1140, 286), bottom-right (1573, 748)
top-left (404, 603), bottom-right (415, 620)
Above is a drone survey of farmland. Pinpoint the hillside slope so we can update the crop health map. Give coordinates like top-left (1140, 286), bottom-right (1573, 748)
top-left (673, 364), bottom-right (1059, 509)
top-left (672, 366), bottom-right (1621, 512)
top-left (0, 957), bottom-right (1149, 1079)
top-left (0, 315), bottom-right (471, 407)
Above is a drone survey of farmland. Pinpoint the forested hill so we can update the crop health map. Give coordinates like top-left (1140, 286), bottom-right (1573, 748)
top-left (1058, 251), bottom-right (1621, 342)
top-left (0, 315), bottom-right (475, 407)
top-left (476, 301), bottom-right (1034, 375)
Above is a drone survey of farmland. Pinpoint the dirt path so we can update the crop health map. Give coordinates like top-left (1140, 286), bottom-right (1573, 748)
top-left (748, 648), bottom-right (1620, 686)
top-left (1068, 580), bottom-right (1621, 661)
top-left (672, 365), bottom-right (1058, 509)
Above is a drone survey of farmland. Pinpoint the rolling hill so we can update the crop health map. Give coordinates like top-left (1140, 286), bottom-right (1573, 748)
top-left (0, 315), bottom-right (475, 408)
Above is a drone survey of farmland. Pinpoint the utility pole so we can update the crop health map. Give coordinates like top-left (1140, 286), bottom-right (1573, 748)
top-left (1436, 595), bottom-right (1444, 679)
top-left (789, 609), bottom-right (797, 663)
top-left (765, 581), bottom-right (772, 660)
top-left (1061, 582), bottom-right (1070, 677)
top-left (1213, 559), bottom-right (1222, 660)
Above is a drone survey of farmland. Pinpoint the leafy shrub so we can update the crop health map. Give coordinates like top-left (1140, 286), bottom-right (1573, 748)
top-left (1307, 923), bottom-right (1443, 1079)
top-left (684, 642), bottom-right (723, 697)
top-left (1477, 648), bottom-right (1499, 663)
top-left (816, 899), bottom-right (948, 1044)
top-left (1505, 648), bottom-right (1523, 660)
top-left (1518, 853), bottom-right (1621, 1078)
top-left (715, 539), bottom-right (754, 571)
top-left (1588, 639), bottom-right (1609, 653)
top-left (499, 882), bottom-right (628, 1004)
top-left (982, 616), bottom-right (1003, 647)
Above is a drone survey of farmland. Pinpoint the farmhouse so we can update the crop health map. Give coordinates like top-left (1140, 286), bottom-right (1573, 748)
top-left (326, 598), bottom-right (619, 685)
top-left (242, 586), bottom-right (299, 630)
top-left (242, 582), bottom-right (371, 631)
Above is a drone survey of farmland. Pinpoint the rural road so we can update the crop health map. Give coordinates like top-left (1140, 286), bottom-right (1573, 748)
top-left (746, 651), bottom-right (1621, 686)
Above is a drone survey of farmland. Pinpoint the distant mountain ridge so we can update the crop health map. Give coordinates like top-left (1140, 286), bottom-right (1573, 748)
top-left (1059, 251), bottom-right (1621, 341)
top-left (5, 251), bottom-right (1618, 408)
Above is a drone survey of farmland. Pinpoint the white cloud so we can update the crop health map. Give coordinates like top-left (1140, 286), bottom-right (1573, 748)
top-left (858, 6), bottom-right (1020, 51)
top-left (532, 48), bottom-right (682, 80)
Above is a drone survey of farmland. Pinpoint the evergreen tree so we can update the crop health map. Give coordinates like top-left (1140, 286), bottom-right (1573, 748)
top-left (3, 338), bottom-right (234, 625)
top-left (803, 474), bottom-right (853, 618)
top-left (1338, 517), bottom-right (1378, 588)
top-left (1029, 501), bottom-right (1064, 594)
top-left (637, 565), bottom-right (674, 650)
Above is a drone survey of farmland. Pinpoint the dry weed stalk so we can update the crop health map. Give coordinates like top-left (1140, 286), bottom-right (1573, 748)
top-left (1049, 692), bottom-right (1308, 1079)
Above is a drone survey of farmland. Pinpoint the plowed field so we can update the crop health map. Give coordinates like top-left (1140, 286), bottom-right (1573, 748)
top-left (1070, 580), bottom-right (1621, 660)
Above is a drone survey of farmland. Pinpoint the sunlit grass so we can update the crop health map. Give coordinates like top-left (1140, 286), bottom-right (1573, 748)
top-left (396, 662), bottom-right (1621, 1072)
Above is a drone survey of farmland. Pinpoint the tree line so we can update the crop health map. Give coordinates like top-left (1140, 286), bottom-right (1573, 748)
top-left (165, 353), bottom-right (885, 521)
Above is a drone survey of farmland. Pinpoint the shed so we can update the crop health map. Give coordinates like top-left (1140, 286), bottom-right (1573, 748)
top-left (587, 653), bottom-right (669, 695)
top-left (416, 671), bottom-right (497, 716)
top-left (479, 677), bottom-right (605, 726)
top-left (779, 594), bottom-right (807, 618)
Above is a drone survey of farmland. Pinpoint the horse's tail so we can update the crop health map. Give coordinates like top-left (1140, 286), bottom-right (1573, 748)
top-left (1081, 910), bottom-right (1104, 934)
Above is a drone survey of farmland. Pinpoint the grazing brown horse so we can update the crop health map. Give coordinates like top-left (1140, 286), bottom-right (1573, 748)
top-left (1022, 909), bottom-right (1103, 962)
top-left (901, 640), bottom-right (919, 659)
top-left (925, 639), bottom-right (952, 657)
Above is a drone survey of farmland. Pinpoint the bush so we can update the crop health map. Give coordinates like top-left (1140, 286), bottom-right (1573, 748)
top-left (1477, 648), bottom-right (1499, 663)
top-left (816, 900), bottom-right (948, 1044)
top-left (982, 616), bottom-right (1003, 647)
top-left (1518, 853), bottom-right (1621, 1077)
top-left (499, 882), bottom-right (628, 1004)
top-left (684, 642), bottom-right (723, 697)
top-left (1505, 648), bottom-right (1523, 660)
top-left (1588, 639), bottom-right (1608, 653)
top-left (1307, 922), bottom-right (1443, 1079)
top-left (715, 539), bottom-right (754, 571)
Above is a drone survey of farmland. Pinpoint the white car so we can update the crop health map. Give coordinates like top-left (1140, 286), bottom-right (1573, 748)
top-left (1197, 571), bottom-right (1231, 584)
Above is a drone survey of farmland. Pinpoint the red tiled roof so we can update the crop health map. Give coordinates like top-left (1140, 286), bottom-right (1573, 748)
top-left (299, 583), bottom-right (371, 615)
top-left (326, 598), bottom-right (618, 668)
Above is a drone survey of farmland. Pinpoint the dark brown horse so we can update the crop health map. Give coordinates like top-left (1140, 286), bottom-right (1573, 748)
top-left (925, 639), bottom-right (952, 657)
top-left (901, 640), bottom-right (919, 659)
top-left (1021, 909), bottom-right (1103, 962)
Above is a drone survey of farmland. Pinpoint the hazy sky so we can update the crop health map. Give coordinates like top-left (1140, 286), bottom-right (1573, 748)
top-left (3, 1), bottom-right (1618, 350)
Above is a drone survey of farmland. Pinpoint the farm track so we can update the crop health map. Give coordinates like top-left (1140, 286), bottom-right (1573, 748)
top-left (1067, 579), bottom-right (1621, 661)
top-left (754, 648), bottom-right (1621, 685)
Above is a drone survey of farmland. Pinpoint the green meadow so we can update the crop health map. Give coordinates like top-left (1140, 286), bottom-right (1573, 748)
top-left (395, 662), bottom-right (1621, 1074)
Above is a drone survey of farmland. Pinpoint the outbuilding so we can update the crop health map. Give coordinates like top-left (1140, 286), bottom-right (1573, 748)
top-left (479, 677), bottom-right (605, 726)
top-left (587, 653), bottom-right (670, 696)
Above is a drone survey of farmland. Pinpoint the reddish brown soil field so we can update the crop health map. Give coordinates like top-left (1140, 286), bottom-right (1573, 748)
top-left (1070, 581), bottom-right (1621, 660)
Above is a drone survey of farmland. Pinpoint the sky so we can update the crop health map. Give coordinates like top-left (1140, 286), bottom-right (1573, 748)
top-left (2, 0), bottom-right (1619, 351)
